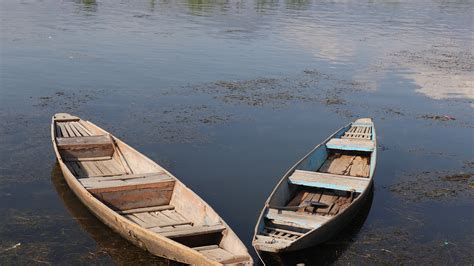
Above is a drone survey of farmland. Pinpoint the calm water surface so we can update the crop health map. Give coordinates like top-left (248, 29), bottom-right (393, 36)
top-left (1, 0), bottom-right (473, 264)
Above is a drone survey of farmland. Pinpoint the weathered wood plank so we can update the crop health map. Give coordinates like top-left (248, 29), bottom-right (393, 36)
top-left (326, 138), bottom-right (374, 152)
top-left (117, 205), bottom-right (174, 215)
top-left (316, 193), bottom-right (337, 215)
top-left (102, 159), bottom-right (125, 175)
top-left (124, 214), bottom-right (153, 228)
top-left (79, 172), bottom-right (166, 182)
top-left (198, 247), bottom-right (235, 263)
top-left (92, 184), bottom-right (174, 210)
top-left (319, 154), bottom-right (355, 175)
top-left (64, 123), bottom-right (76, 137)
top-left (114, 146), bottom-right (133, 174)
top-left (264, 226), bottom-right (303, 236)
top-left (253, 235), bottom-right (292, 250)
top-left (65, 156), bottom-right (112, 162)
top-left (286, 190), bottom-right (305, 206)
top-left (77, 120), bottom-right (94, 135)
top-left (154, 224), bottom-right (225, 238)
top-left (91, 161), bottom-right (106, 175)
top-left (349, 156), bottom-right (370, 177)
top-left (53, 113), bottom-right (80, 122)
top-left (304, 191), bottom-right (321, 213)
top-left (193, 245), bottom-right (220, 252)
top-left (68, 122), bottom-right (82, 137)
top-left (172, 210), bottom-right (189, 223)
top-left (328, 197), bottom-right (342, 215)
top-left (288, 170), bottom-right (369, 193)
top-left (124, 175), bottom-right (172, 185)
top-left (69, 122), bottom-right (86, 136)
top-left (149, 211), bottom-right (176, 226)
top-left (151, 220), bottom-right (193, 228)
top-left (266, 208), bottom-right (330, 229)
top-left (82, 161), bottom-right (101, 176)
top-left (160, 210), bottom-right (181, 222)
top-left (76, 161), bottom-right (94, 176)
top-left (93, 160), bottom-right (112, 175)
top-left (81, 179), bottom-right (127, 188)
top-left (134, 212), bottom-right (173, 228)
top-left (84, 176), bottom-right (174, 191)
top-left (58, 123), bottom-right (70, 137)
top-left (56, 135), bottom-right (113, 148)
top-left (60, 146), bottom-right (115, 159)
top-left (57, 135), bottom-right (115, 159)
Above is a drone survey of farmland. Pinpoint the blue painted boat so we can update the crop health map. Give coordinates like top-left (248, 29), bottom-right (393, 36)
top-left (253, 118), bottom-right (376, 254)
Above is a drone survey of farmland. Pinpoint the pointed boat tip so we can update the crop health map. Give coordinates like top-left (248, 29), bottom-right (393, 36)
top-left (53, 113), bottom-right (80, 121)
top-left (354, 117), bottom-right (373, 124)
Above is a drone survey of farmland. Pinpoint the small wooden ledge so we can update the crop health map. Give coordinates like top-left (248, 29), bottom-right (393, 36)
top-left (117, 205), bottom-right (174, 215)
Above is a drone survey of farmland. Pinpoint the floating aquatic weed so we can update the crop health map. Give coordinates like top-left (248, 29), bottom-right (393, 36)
top-left (34, 89), bottom-right (105, 111)
top-left (325, 97), bottom-right (346, 105)
top-left (187, 70), bottom-right (370, 109)
top-left (419, 114), bottom-right (456, 121)
top-left (107, 103), bottom-right (232, 144)
top-left (390, 170), bottom-right (474, 202)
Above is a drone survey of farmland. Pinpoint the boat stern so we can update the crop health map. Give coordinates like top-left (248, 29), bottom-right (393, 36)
top-left (353, 117), bottom-right (373, 125)
top-left (252, 235), bottom-right (292, 253)
top-left (53, 113), bottom-right (80, 122)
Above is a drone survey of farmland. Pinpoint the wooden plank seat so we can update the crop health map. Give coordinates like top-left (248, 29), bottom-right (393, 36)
top-left (288, 170), bottom-right (369, 193)
top-left (326, 138), bottom-right (375, 152)
top-left (265, 208), bottom-right (331, 230)
top-left (56, 135), bottom-right (113, 149)
top-left (57, 135), bottom-right (115, 159)
top-left (79, 172), bottom-right (176, 210)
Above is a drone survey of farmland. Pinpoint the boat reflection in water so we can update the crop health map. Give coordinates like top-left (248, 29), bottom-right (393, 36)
top-left (259, 187), bottom-right (374, 265)
top-left (50, 163), bottom-right (179, 265)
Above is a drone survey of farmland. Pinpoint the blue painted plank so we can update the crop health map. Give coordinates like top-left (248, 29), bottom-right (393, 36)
top-left (325, 138), bottom-right (374, 152)
top-left (289, 179), bottom-right (364, 193)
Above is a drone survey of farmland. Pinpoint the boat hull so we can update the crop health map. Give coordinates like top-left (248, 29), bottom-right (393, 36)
top-left (253, 118), bottom-right (376, 255)
top-left (51, 114), bottom-right (252, 265)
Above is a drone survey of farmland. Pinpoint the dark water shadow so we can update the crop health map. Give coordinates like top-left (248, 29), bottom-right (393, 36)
top-left (259, 187), bottom-right (375, 265)
top-left (50, 163), bottom-right (181, 265)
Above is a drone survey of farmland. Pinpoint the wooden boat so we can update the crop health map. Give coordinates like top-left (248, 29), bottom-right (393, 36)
top-left (253, 118), bottom-right (376, 253)
top-left (51, 113), bottom-right (253, 265)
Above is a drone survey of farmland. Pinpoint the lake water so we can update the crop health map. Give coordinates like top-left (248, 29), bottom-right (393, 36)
top-left (1, 0), bottom-right (473, 264)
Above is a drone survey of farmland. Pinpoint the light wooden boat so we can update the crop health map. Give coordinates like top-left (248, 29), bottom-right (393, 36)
top-left (253, 118), bottom-right (376, 253)
top-left (51, 113), bottom-right (253, 265)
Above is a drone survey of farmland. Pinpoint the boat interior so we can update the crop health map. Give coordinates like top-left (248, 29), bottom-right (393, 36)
top-left (255, 119), bottom-right (375, 247)
top-left (53, 114), bottom-right (249, 264)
